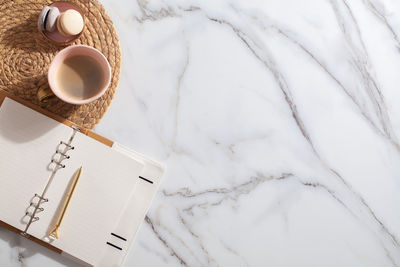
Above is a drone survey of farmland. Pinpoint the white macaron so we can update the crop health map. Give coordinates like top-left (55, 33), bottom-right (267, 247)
top-left (38, 6), bottom-right (60, 32)
top-left (38, 6), bottom-right (50, 31)
top-left (45, 7), bottom-right (60, 32)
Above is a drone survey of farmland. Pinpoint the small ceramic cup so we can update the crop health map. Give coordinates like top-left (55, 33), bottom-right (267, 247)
top-left (39, 45), bottom-right (111, 105)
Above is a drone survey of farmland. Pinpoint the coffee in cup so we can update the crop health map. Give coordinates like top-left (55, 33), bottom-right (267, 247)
top-left (39, 45), bottom-right (111, 105)
top-left (57, 55), bottom-right (104, 101)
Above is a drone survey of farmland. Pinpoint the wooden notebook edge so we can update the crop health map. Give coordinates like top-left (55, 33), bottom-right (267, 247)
top-left (0, 220), bottom-right (62, 254)
top-left (0, 89), bottom-right (113, 256)
top-left (0, 90), bottom-right (113, 147)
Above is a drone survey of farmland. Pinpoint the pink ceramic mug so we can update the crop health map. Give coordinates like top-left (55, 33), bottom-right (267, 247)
top-left (39, 45), bottom-right (111, 105)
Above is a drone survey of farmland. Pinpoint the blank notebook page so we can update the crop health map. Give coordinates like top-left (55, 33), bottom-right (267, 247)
top-left (48, 131), bottom-right (144, 265)
top-left (0, 98), bottom-right (73, 232)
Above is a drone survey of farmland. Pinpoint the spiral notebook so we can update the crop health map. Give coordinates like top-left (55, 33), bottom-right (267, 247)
top-left (0, 92), bottom-right (164, 267)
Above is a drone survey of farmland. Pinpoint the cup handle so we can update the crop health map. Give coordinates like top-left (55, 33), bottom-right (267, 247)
top-left (37, 87), bottom-right (55, 102)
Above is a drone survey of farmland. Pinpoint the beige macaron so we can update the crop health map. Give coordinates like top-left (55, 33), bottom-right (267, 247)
top-left (57, 9), bottom-right (84, 36)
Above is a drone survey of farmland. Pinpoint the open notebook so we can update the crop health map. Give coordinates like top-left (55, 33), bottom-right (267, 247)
top-left (0, 95), bottom-right (164, 267)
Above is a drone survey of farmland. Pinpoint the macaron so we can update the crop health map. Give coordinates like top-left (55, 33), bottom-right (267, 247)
top-left (57, 14), bottom-right (68, 36)
top-left (38, 6), bottom-right (60, 32)
top-left (58, 9), bottom-right (84, 36)
top-left (45, 7), bottom-right (60, 32)
top-left (38, 6), bottom-right (50, 31)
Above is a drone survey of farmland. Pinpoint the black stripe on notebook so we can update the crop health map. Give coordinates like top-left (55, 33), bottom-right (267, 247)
top-left (139, 176), bottom-right (153, 184)
top-left (106, 242), bottom-right (122, 250)
top-left (111, 233), bottom-right (127, 241)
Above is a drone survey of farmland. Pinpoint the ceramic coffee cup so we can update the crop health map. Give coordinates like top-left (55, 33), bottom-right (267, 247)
top-left (38, 45), bottom-right (111, 105)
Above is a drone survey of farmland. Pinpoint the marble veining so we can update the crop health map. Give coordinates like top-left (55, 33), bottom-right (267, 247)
top-left (1, 0), bottom-right (400, 266)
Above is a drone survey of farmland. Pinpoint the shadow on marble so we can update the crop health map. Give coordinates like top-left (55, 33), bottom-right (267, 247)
top-left (0, 228), bottom-right (81, 266)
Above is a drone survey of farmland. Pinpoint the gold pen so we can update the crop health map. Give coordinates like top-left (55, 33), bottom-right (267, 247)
top-left (49, 167), bottom-right (82, 239)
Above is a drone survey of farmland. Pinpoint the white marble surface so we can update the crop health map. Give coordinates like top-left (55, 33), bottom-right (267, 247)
top-left (1, 0), bottom-right (400, 266)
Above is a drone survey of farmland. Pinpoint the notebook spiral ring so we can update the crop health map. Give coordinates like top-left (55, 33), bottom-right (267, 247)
top-left (29, 203), bottom-right (45, 212)
top-left (34, 194), bottom-right (49, 202)
top-left (51, 159), bottom-right (66, 168)
top-left (21, 127), bottom-right (80, 237)
top-left (25, 212), bottom-right (40, 222)
top-left (60, 141), bottom-right (74, 150)
top-left (56, 150), bottom-right (70, 159)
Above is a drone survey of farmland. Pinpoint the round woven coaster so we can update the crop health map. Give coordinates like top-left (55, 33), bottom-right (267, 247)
top-left (0, 0), bottom-right (121, 129)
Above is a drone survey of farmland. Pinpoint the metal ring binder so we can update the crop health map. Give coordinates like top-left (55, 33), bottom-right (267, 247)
top-left (34, 194), bottom-right (49, 202)
top-left (21, 126), bottom-right (79, 236)
top-left (51, 159), bottom-right (66, 168)
top-left (56, 150), bottom-right (70, 159)
top-left (60, 141), bottom-right (74, 150)
top-left (24, 212), bottom-right (39, 220)
top-left (25, 212), bottom-right (40, 222)
top-left (29, 203), bottom-right (45, 212)
top-left (71, 125), bottom-right (81, 132)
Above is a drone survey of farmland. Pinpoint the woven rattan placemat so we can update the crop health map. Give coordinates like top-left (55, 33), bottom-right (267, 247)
top-left (0, 0), bottom-right (121, 129)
